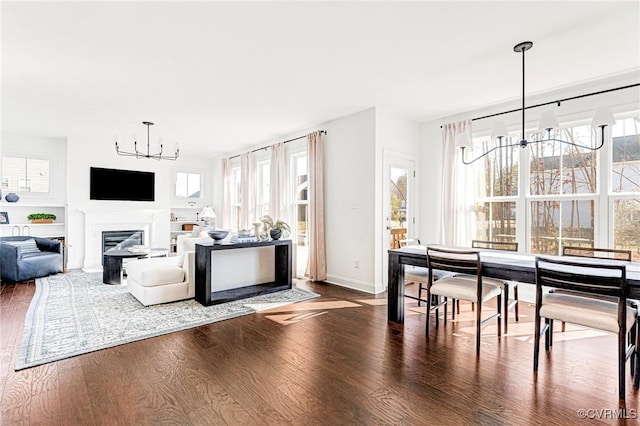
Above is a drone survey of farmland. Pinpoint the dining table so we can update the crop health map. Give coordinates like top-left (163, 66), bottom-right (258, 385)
top-left (388, 245), bottom-right (640, 324)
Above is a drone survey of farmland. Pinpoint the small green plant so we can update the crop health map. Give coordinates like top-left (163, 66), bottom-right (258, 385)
top-left (27, 213), bottom-right (57, 221)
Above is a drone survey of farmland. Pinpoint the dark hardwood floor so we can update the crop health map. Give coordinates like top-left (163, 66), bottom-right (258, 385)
top-left (1, 276), bottom-right (638, 425)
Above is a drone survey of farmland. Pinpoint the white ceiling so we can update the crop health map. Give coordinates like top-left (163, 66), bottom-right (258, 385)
top-left (2, 1), bottom-right (639, 158)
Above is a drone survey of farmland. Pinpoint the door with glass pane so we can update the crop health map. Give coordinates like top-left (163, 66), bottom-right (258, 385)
top-left (382, 154), bottom-right (415, 287)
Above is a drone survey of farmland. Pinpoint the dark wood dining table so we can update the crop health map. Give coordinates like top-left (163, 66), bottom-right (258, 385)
top-left (388, 245), bottom-right (640, 324)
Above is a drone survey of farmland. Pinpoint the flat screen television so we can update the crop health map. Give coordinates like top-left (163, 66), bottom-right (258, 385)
top-left (90, 167), bottom-right (155, 201)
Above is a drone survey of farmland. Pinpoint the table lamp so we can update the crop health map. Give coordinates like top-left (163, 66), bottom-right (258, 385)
top-left (200, 207), bottom-right (216, 228)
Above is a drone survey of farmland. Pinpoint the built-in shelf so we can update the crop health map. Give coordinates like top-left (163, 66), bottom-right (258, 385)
top-left (0, 205), bottom-right (66, 238)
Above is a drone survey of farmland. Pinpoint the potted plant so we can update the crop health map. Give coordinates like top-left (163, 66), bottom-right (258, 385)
top-left (260, 215), bottom-right (291, 240)
top-left (27, 213), bottom-right (57, 224)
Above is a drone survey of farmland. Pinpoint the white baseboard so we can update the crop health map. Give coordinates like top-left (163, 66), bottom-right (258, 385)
top-left (324, 274), bottom-right (376, 294)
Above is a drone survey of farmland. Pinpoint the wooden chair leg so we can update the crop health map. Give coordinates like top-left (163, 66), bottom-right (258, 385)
top-left (630, 324), bottom-right (636, 377)
top-left (456, 299), bottom-right (460, 315)
top-left (514, 284), bottom-right (519, 321)
top-left (533, 308), bottom-right (542, 371)
top-left (619, 326), bottom-right (626, 401)
top-left (561, 321), bottom-right (566, 332)
top-left (635, 317), bottom-right (640, 389)
top-left (544, 318), bottom-right (551, 352)
top-left (425, 287), bottom-right (432, 336)
top-left (497, 294), bottom-right (502, 337)
top-left (503, 285), bottom-right (509, 335)
top-left (443, 297), bottom-right (448, 326)
top-left (452, 298), bottom-right (456, 320)
top-left (476, 299), bottom-right (482, 357)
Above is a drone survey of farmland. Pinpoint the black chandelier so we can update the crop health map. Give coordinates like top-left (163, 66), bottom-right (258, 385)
top-left (115, 121), bottom-right (180, 161)
top-left (457, 41), bottom-right (617, 165)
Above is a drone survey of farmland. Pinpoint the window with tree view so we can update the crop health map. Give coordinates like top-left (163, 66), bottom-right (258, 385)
top-left (529, 126), bottom-right (597, 255)
top-left (471, 113), bottom-right (640, 261)
top-left (611, 117), bottom-right (640, 260)
top-left (472, 136), bottom-right (519, 243)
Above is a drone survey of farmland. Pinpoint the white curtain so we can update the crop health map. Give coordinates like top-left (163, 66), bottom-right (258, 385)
top-left (269, 142), bottom-right (288, 223)
top-left (221, 158), bottom-right (232, 229)
top-left (306, 131), bottom-right (327, 281)
top-left (440, 120), bottom-right (475, 246)
top-left (240, 152), bottom-right (256, 230)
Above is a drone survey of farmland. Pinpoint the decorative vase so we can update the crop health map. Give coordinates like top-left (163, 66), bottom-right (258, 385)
top-left (5, 193), bottom-right (19, 203)
top-left (270, 228), bottom-right (282, 240)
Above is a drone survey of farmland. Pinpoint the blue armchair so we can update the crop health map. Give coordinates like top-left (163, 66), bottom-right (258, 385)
top-left (0, 236), bottom-right (63, 282)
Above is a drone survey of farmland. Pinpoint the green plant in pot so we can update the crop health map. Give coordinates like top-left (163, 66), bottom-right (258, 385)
top-left (260, 215), bottom-right (291, 240)
top-left (27, 213), bottom-right (56, 223)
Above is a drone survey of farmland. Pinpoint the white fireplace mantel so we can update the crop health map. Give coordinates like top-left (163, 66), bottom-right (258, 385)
top-left (81, 209), bottom-right (165, 272)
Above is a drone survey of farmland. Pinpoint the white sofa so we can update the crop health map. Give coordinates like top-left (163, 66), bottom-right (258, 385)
top-left (126, 235), bottom-right (212, 306)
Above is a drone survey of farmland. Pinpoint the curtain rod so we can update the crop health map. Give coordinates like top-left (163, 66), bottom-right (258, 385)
top-left (440, 82), bottom-right (640, 128)
top-left (228, 130), bottom-right (327, 160)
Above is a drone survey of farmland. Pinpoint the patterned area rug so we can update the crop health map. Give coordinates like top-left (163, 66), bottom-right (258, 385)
top-left (15, 271), bottom-right (319, 370)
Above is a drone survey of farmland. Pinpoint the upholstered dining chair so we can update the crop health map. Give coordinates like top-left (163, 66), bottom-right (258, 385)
top-left (425, 246), bottom-right (502, 356)
top-left (400, 238), bottom-right (428, 306)
top-left (558, 246), bottom-right (634, 332)
top-left (470, 240), bottom-right (519, 334)
top-left (400, 238), bottom-right (452, 307)
top-left (533, 256), bottom-right (639, 402)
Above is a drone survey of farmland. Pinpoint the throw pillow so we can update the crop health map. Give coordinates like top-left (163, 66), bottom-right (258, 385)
top-left (5, 238), bottom-right (41, 255)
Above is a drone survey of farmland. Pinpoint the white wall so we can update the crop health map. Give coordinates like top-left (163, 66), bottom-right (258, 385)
top-left (323, 108), bottom-right (377, 292)
top-left (64, 133), bottom-right (213, 269)
top-left (418, 121), bottom-right (443, 246)
top-left (374, 108), bottom-right (420, 291)
top-left (211, 108), bottom-right (379, 292)
top-left (1, 133), bottom-right (67, 206)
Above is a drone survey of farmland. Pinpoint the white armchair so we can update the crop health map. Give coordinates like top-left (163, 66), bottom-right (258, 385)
top-left (126, 235), bottom-right (212, 306)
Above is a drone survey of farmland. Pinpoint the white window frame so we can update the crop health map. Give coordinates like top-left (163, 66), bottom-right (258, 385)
top-left (472, 110), bottom-right (639, 258)
top-left (230, 166), bottom-right (242, 230)
top-left (290, 151), bottom-right (308, 247)
top-left (256, 159), bottom-right (270, 220)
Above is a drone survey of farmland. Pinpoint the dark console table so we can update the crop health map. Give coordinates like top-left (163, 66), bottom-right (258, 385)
top-left (195, 239), bottom-right (292, 306)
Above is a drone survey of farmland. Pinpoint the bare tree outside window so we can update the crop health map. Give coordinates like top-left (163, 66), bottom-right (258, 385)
top-left (473, 136), bottom-right (518, 243)
top-left (611, 117), bottom-right (640, 261)
top-left (472, 115), bottom-right (640, 260)
top-left (528, 126), bottom-right (597, 255)
top-left (390, 168), bottom-right (407, 229)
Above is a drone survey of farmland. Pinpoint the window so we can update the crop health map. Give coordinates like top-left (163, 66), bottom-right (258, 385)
top-left (0, 157), bottom-right (50, 193)
top-left (292, 154), bottom-right (308, 247)
top-left (256, 160), bottom-right (270, 219)
top-left (472, 137), bottom-right (519, 243)
top-left (610, 116), bottom-right (640, 260)
top-left (471, 113), bottom-right (640, 260)
top-left (175, 172), bottom-right (201, 198)
top-left (230, 166), bottom-right (242, 230)
top-left (528, 126), bottom-right (597, 254)
top-left (390, 167), bottom-right (408, 229)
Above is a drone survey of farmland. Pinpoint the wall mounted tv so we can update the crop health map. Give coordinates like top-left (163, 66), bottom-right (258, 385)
top-left (90, 167), bottom-right (155, 201)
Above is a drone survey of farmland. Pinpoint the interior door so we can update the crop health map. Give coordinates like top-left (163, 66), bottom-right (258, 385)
top-left (382, 154), bottom-right (415, 288)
